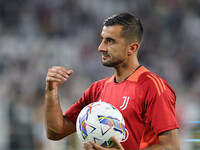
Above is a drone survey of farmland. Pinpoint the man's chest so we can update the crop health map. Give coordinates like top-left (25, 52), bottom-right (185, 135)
top-left (96, 82), bottom-right (144, 119)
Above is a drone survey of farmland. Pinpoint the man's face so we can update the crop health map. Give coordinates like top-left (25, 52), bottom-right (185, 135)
top-left (98, 25), bottom-right (128, 68)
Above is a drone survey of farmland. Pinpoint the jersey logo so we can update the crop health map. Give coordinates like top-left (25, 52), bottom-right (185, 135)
top-left (87, 103), bottom-right (100, 114)
top-left (120, 96), bottom-right (130, 111)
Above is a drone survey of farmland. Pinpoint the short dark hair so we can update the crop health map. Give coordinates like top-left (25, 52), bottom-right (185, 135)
top-left (104, 13), bottom-right (143, 44)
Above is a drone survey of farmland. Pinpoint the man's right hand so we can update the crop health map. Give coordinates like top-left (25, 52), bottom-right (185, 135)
top-left (45, 66), bottom-right (76, 140)
top-left (46, 66), bottom-right (73, 90)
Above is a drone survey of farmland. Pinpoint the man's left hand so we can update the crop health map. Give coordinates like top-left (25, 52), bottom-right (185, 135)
top-left (83, 136), bottom-right (124, 150)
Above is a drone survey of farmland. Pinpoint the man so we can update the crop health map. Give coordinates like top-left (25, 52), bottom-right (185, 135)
top-left (45, 13), bottom-right (180, 150)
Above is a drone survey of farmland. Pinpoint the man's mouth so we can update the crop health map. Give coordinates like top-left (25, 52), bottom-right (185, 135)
top-left (102, 52), bottom-right (110, 59)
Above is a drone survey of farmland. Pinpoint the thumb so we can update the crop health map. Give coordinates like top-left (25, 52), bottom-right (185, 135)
top-left (67, 69), bottom-right (74, 75)
top-left (112, 136), bottom-right (124, 150)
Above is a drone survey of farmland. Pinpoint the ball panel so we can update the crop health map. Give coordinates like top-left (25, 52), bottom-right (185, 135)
top-left (76, 102), bottom-right (125, 148)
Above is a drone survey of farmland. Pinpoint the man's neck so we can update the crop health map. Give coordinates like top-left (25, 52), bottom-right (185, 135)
top-left (114, 63), bottom-right (140, 83)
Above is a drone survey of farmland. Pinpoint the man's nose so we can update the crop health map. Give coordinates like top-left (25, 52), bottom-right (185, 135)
top-left (98, 41), bottom-right (107, 52)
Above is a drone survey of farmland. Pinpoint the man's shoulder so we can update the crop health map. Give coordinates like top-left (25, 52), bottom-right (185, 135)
top-left (127, 66), bottom-right (157, 84)
top-left (89, 76), bottom-right (114, 89)
top-left (138, 70), bottom-right (159, 83)
top-left (136, 67), bottom-right (165, 85)
top-left (93, 76), bottom-right (114, 85)
top-left (137, 68), bottom-right (175, 96)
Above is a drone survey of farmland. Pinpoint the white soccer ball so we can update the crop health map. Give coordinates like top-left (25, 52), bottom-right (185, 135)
top-left (76, 101), bottom-right (125, 148)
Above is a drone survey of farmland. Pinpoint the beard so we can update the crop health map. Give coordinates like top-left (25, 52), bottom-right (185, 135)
top-left (101, 52), bottom-right (125, 67)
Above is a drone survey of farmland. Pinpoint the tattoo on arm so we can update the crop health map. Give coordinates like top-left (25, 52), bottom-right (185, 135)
top-left (159, 130), bottom-right (173, 138)
top-left (141, 129), bottom-right (179, 150)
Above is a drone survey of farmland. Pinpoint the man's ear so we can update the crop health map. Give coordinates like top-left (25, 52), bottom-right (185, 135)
top-left (127, 43), bottom-right (139, 56)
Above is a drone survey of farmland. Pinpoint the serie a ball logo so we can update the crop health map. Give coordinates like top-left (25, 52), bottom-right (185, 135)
top-left (76, 101), bottom-right (125, 148)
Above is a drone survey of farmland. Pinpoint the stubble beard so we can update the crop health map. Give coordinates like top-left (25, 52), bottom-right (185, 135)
top-left (101, 58), bottom-right (124, 68)
top-left (101, 52), bottom-right (126, 68)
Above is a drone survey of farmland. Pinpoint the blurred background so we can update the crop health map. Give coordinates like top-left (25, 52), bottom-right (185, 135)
top-left (0, 0), bottom-right (200, 149)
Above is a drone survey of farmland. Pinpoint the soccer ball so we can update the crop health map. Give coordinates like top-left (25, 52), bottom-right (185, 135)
top-left (76, 101), bottom-right (125, 148)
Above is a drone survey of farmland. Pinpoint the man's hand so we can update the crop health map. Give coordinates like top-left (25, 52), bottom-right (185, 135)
top-left (45, 66), bottom-right (76, 140)
top-left (83, 137), bottom-right (124, 150)
top-left (46, 66), bottom-right (73, 90)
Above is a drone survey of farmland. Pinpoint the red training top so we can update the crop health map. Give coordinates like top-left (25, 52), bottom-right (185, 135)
top-left (65, 66), bottom-right (179, 150)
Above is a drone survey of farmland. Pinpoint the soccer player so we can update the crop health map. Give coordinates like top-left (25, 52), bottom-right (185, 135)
top-left (45, 13), bottom-right (180, 150)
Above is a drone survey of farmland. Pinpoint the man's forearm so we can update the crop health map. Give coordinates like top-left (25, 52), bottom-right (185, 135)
top-left (139, 129), bottom-right (180, 150)
top-left (139, 144), bottom-right (171, 150)
top-left (45, 89), bottom-right (65, 133)
top-left (44, 67), bottom-right (75, 140)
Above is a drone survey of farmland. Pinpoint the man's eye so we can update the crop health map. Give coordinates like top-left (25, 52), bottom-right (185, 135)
top-left (107, 38), bottom-right (114, 43)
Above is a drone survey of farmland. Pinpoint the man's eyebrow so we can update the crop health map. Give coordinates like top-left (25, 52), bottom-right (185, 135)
top-left (106, 37), bottom-right (116, 42)
top-left (100, 35), bottom-right (116, 43)
top-left (100, 35), bottom-right (115, 40)
top-left (106, 37), bottom-right (114, 40)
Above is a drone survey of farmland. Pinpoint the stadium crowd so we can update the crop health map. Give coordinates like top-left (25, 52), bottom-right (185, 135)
top-left (0, 0), bottom-right (199, 149)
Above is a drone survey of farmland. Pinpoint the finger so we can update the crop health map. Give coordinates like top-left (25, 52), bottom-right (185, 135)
top-left (67, 69), bottom-right (73, 75)
top-left (50, 68), bottom-right (69, 79)
top-left (47, 68), bottom-right (72, 80)
top-left (52, 66), bottom-right (73, 75)
top-left (111, 136), bottom-right (124, 149)
top-left (46, 76), bottom-right (62, 82)
top-left (47, 72), bottom-right (68, 81)
top-left (112, 136), bottom-right (119, 144)
top-left (83, 142), bottom-right (95, 150)
top-left (89, 141), bottom-right (104, 150)
top-left (56, 67), bottom-right (73, 76)
top-left (48, 66), bottom-right (74, 79)
top-left (52, 66), bottom-right (68, 73)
